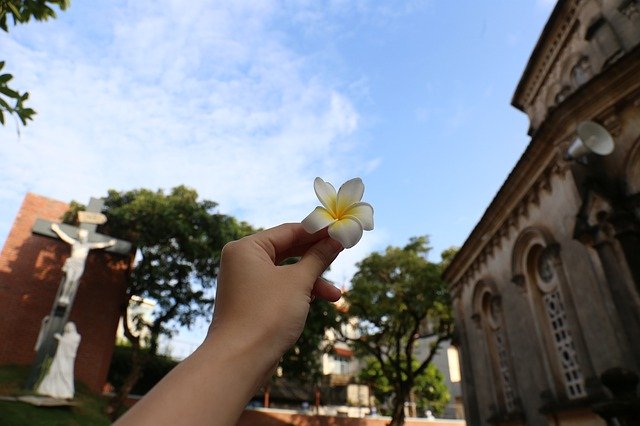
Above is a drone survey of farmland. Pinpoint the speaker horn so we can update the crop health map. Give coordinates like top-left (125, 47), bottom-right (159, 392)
top-left (565, 121), bottom-right (615, 160)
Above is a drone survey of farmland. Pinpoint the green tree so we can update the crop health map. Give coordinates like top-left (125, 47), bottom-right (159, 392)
top-left (0, 0), bottom-right (69, 127)
top-left (264, 257), bottom-right (342, 406)
top-left (338, 237), bottom-right (453, 426)
top-left (64, 186), bottom-right (255, 418)
top-left (278, 298), bottom-right (340, 384)
top-left (359, 357), bottom-right (450, 417)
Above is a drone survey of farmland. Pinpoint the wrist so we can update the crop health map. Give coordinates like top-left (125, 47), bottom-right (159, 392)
top-left (118, 326), bottom-right (278, 426)
top-left (202, 325), bottom-right (280, 388)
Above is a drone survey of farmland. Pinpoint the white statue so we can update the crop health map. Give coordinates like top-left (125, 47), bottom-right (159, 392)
top-left (36, 322), bottom-right (82, 399)
top-left (51, 223), bottom-right (116, 306)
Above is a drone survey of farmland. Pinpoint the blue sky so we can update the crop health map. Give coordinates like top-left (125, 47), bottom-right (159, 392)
top-left (1, 0), bottom-right (556, 352)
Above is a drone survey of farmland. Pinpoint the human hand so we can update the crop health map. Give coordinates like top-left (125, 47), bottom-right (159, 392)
top-left (115, 224), bottom-right (343, 426)
top-left (206, 223), bottom-right (343, 367)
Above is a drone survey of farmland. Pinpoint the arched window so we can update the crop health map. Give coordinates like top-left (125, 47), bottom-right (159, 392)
top-left (513, 228), bottom-right (587, 400)
top-left (472, 280), bottom-right (518, 413)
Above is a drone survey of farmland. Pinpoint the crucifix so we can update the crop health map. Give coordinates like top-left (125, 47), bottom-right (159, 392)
top-left (26, 197), bottom-right (131, 391)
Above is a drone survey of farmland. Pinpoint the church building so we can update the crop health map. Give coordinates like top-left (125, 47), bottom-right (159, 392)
top-left (443, 0), bottom-right (640, 425)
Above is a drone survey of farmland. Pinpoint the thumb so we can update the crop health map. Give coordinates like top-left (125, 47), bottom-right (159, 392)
top-left (297, 237), bottom-right (343, 280)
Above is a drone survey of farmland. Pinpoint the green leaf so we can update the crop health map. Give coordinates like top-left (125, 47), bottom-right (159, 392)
top-left (0, 86), bottom-right (19, 98)
top-left (0, 73), bottom-right (13, 84)
top-left (0, 111), bottom-right (4, 125)
top-left (7, 2), bottom-right (23, 21)
top-left (0, 97), bottom-right (10, 110)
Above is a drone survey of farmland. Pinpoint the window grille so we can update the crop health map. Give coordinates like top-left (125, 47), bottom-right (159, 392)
top-left (542, 291), bottom-right (586, 399)
top-left (494, 331), bottom-right (516, 412)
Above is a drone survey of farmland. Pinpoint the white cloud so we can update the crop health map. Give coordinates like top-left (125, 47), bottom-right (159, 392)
top-left (0, 7), bottom-right (396, 361)
top-left (0, 0), bottom-right (377, 238)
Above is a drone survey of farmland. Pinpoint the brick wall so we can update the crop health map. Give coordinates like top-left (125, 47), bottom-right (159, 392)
top-left (0, 193), bottom-right (130, 393)
top-left (237, 409), bottom-right (466, 426)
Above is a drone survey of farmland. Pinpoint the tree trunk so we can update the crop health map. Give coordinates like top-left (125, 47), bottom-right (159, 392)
top-left (108, 302), bottom-right (147, 420)
top-left (263, 383), bottom-right (270, 408)
top-left (108, 346), bottom-right (146, 420)
top-left (389, 391), bottom-right (407, 426)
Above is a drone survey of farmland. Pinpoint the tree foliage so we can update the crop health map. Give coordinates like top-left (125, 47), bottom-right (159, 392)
top-left (278, 298), bottom-right (340, 385)
top-left (0, 0), bottom-right (69, 127)
top-left (338, 237), bottom-right (453, 426)
top-left (359, 357), bottom-right (450, 417)
top-left (101, 186), bottom-right (254, 349)
top-left (64, 185), bottom-right (255, 417)
top-left (108, 345), bottom-right (178, 396)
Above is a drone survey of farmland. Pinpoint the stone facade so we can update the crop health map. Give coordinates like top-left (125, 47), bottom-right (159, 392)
top-left (443, 1), bottom-right (640, 425)
top-left (0, 193), bottom-right (131, 393)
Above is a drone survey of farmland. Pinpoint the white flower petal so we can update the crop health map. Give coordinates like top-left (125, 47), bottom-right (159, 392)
top-left (344, 202), bottom-right (374, 231)
top-left (302, 207), bottom-right (336, 233)
top-left (314, 177), bottom-right (338, 215)
top-left (336, 177), bottom-right (364, 215)
top-left (328, 217), bottom-right (364, 249)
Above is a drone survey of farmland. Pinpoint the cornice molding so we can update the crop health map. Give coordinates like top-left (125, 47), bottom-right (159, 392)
top-left (514, 0), bottom-right (582, 110)
top-left (444, 48), bottom-right (640, 291)
top-left (523, 8), bottom-right (581, 110)
top-left (451, 154), bottom-right (570, 291)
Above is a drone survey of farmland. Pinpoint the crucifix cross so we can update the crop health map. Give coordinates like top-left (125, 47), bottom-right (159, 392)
top-left (32, 197), bottom-right (131, 258)
top-left (26, 197), bottom-right (131, 391)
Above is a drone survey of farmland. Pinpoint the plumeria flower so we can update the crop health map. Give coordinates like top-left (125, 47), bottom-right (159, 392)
top-left (302, 177), bottom-right (374, 249)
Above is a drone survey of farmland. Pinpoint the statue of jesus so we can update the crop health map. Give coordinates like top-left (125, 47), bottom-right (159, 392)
top-left (51, 223), bottom-right (116, 306)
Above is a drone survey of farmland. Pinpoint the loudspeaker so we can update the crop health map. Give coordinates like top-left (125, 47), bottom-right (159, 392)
top-left (566, 121), bottom-right (615, 160)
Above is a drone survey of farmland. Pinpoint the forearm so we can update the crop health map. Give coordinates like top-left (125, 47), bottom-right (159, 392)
top-left (114, 329), bottom-right (277, 426)
top-left (114, 224), bottom-right (342, 425)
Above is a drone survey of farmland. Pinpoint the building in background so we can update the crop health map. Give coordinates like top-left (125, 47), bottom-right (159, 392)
top-left (414, 339), bottom-right (464, 419)
top-left (319, 305), bottom-right (463, 419)
top-left (320, 318), bottom-right (370, 413)
top-left (115, 295), bottom-right (156, 347)
top-left (444, 0), bottom-right (640, 425)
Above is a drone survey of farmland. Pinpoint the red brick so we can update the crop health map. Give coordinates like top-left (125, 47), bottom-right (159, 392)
top-left (236, 409), bottom-right (466, 426)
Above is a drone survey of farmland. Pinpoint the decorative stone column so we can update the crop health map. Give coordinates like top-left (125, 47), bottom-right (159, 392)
top-left (574, 191), bottom-right (640, 368)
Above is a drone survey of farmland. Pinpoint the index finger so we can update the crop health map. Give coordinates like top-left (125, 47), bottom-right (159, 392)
top-left (250, 223), bottom-right (329, 262)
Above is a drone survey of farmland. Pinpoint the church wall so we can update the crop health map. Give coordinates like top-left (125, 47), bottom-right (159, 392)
top-left (452, 101), bottom-right (640, 424)
top-left (558, 238), bottom-right (632, 372)
top-left (453, 159), bottom-right (633, 425)
top-left (446, 0), bottom-right (640, 421)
